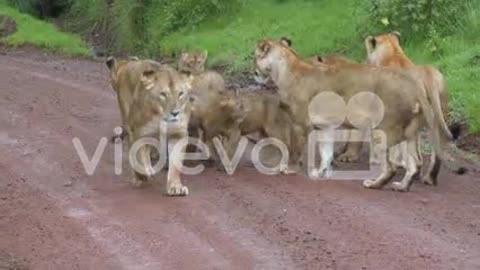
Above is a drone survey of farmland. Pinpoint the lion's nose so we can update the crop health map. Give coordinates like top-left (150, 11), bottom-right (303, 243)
top-left (171, 111), bottom-right (179, 117)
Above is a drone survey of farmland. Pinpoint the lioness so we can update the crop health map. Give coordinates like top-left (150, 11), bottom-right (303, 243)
top-left (108, 57), bottom-right (193, 196)
top-left (254, 39), bottom-right (458, 191)
top-left (365, 31), bottom-right (459, 185)
top-left (268, 39), bottom-right (401, 166)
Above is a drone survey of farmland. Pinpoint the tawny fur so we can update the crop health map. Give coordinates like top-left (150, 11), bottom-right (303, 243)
top-left (254, 39), bottom-right (456, 191)
top-left (107, 57), bottom-right (192, 196)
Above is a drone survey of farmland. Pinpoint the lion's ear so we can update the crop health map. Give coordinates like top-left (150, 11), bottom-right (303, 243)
top-left (280, 37), bottom-right (292, 47)
top-left (106, 56), bottom-right (116, 71)
top-left (258, 40), bottom-right (272, 55)
top-left (365, 36), bottom-right (376, 50)
top-left (391, 31), bottom-right (401, 38)
top-left (391, 31), bottom-right (401, 43)
top-left (141, 69), bottom-right (156, 90)
top-left (129, 56), bottom-right (140, 61)
top-left (316, 55), bottom-right (324, 63)
top-left (200, 50), bottom-right (208, 61)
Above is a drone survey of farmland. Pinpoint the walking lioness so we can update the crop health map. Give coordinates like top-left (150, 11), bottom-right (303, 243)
top-left (365, 31), bottom-right (460, 185)
top-left (254, 39), bottom-right (460, 191)
top-left (107, 57), bottom-right (193, 196)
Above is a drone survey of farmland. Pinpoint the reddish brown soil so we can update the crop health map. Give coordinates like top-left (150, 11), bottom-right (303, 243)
top-left (1, 48), bottom-right (480, 270)
top-left (458, 134), bottom-right (480, 155)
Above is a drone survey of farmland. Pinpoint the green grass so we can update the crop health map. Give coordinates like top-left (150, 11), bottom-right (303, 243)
top-left (159, 0), bottom-right (367, 72)
top-left (0, 0), bottom-right (90, 56)
top-left (399, 6), bottom-right (480, 133)
top-left (159, 0), bottom-right (480, 133)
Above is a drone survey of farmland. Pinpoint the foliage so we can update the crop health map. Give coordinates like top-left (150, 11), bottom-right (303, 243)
top-left (0, 1), bottom-right (90, 56)
top-left (3, 0), bottom-right (480, 132)
top-left (7, 0), bottom-right (73, 18)
top-left (160, 0), bottom-right (366, 71)
top-left (366, 0), bottom-right (472, 41)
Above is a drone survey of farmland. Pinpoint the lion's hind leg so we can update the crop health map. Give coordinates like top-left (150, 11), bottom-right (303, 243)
top-left (391, 138), bottom-right (420, 192)
top-left (363, 140), bottom-right (395, 189)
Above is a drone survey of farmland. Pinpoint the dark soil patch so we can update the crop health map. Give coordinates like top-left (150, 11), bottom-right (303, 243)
top-left (458, 133), bottom-right (480, 154)
top-left (0, 252), bottom-right (30, 270)
top-left (0, 16), bottom-right (17, 39)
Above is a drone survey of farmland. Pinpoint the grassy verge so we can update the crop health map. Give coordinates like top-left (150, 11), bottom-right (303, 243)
top-left (0, 0), bottom-right (90, 56)
top-left (401, 5), bottom-right (480, 133)
top-left (159, 0), bottom-right (366, 72)
top-left (160, 0), bottom-right (480, 133)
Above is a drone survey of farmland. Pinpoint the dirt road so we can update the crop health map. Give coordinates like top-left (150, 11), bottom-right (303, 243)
top-left (1, 49), bottom-right (480, 270)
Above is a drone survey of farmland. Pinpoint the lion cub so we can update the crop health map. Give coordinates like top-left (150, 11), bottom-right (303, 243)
top-left (177, 51), bottom-right (226, 138)
top-left (195, 90), bottom-right (303, 173)
top-left (234, 91), bottom-right (305, 173)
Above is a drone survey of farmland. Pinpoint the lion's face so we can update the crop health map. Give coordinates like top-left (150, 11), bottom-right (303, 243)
top-left (365, 32), bottom-right (401, 65)
top-left (140, 69), bottom-right (193, 135)
top-left (178, 51), bottom-right (208, 74)
top-left (254, 40), bottom-right (286, 79)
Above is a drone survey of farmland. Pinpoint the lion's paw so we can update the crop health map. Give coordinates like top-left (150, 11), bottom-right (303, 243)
top-left (144, 166), bottom-right (156, 177)
top-left (421, 176), bottom-right (435, 186)
top-left (337, 152), bottom-right (360, 163)
top-left (363, 179), bottom-right (379, 189)
top-left (131, 178), bottom-right (145, 188)
top-left (280, 168), bottom-right (297, 175)
top-left (309, 167), bottom-right (332, 179)
top-left (391, 181), bottom-right (409, 192)
top-left (167, 184), bottom-right (189, 197)
top-left (279, 164), bottom-right (297, 175)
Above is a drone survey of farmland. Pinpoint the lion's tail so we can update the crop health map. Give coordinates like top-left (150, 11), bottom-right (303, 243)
top-left (418, 83), bottom-right (467, 175)
top-left (428, 69), bottom-right (456, 141)
top-left (418, 93), bottom-right (444, 159)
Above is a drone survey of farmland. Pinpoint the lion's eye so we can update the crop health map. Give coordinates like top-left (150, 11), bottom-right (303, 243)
top-left (178, 91), bottom-right (185, 98)
top-left (159, 92), bottom-right (167, 100)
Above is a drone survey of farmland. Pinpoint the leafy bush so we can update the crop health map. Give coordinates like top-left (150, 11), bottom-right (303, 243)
top-left (0, 1), bottom-right (90, 56)
top-left (63, 0), bottom-right (243, 55)
top-left (367, 0), bottom-right (472, 41)
top-left (146, 0), bottom-right (243, 37)
top-left (143, 0), bottom-right (244, 54)
top-left (7, 0), bottom-right (72, 18)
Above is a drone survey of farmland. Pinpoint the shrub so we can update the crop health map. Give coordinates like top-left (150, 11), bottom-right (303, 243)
top-left (367, 0), bottom-right (472, 41)
top-left (7, 0), bottom-right (72, 18)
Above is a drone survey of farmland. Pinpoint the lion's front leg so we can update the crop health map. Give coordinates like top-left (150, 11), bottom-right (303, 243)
top-left (166, 137), bottom-right (189, 196)
top-left (337, 130), bottom-right (362, 163)
top-left (139, 145), bottom-right (155, 177)
top-left (310, 128), bottom-right (335, 179)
